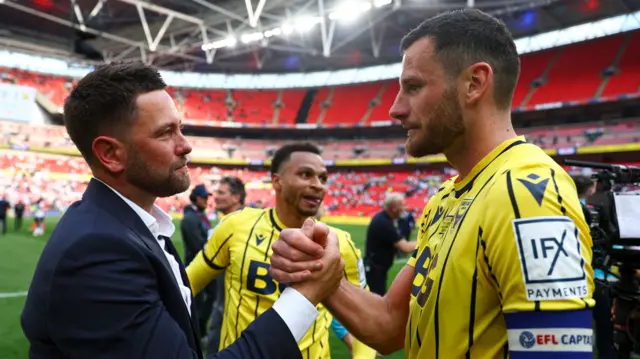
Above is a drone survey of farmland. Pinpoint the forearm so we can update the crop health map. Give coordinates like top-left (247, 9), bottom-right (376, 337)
top-left (395, 239), bottom-right (416, 254)
top-left (323, 279), bottom-right (408, 354)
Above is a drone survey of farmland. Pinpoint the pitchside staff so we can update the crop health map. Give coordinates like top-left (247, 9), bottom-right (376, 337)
top-left (364, 193), bottom-right (416, 295)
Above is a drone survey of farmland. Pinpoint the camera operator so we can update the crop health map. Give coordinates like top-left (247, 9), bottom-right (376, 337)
top-left (573, 174), bottom-right (616, 358)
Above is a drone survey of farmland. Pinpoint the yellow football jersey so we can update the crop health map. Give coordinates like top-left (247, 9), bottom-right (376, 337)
top-left (406, 136), bottom-right (595, 359)
top-left (187, 207), bottom-right (369, 359)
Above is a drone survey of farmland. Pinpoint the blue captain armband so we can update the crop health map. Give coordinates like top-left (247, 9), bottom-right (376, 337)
top-left (506, 310), bottom-right (593, 358)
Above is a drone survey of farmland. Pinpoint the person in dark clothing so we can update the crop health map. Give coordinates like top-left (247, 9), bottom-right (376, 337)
top-left (181, 184), bottom-right (213, 341)
top-left (573, 174), bottom-right (614, 359)
top-left (363, 193), bottom-right (416, 295)
top-left (0, 197), bottom-right (9, 234)
top-left (14, 201), bottom-right (25, 231)
top-left (206, 176), bottom-right (245, 358)
top-left (182, 184), bottom-right (212, 265)
top-left (396, 209), bottom-right (416, 260)
top-left (397, 209), bottom-right (416, 241)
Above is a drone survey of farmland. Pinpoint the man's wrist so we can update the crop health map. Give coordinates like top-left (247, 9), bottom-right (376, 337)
top-left (291, 284), bottom-right (320, 306)
top-left (272, 287), bottom-right (319, 343)
top-left (323, 278), bottom-right (348, 307)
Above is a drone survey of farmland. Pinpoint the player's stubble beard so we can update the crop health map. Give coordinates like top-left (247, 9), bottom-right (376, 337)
top-left (282, 187), bottom-right (320, 218)
top-left (124, 145), bottom-right (191, 198)
top-left (406, 84), bottom-right (465, 158)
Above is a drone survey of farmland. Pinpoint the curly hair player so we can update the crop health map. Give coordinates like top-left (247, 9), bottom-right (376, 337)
top-left (186, 143), bottom-right (376, 359)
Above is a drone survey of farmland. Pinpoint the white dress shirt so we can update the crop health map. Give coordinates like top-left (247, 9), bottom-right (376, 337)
top-left (96, 179), bottom-right (192, 315)
top-left (96, 178), bottom-right (319, 342)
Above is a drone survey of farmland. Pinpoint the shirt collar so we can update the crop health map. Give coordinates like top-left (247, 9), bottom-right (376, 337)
top-left (94, 177), bottom-right (175, 238)
top-left (453, 135), bottom-right (527, 191)
top-left (270, 208), bottom-right (287, 231)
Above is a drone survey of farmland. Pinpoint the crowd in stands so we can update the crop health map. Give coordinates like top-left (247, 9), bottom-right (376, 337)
top-left (1, 32), bottom-right (640, 127)
top-left (0, 149), bottom-right (453, 219)
top-left (2, 146), bottom-right (639, 222)
top-left (1, 32), bottom-right (639, 220)
top-left (1, 118), bottom-right (640, 163)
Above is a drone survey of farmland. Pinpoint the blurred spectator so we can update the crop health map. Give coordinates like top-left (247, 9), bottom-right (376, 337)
top-left (14, 201), bottom-right (25, 231)
top-left (0, 196), bottom-right (9, 234)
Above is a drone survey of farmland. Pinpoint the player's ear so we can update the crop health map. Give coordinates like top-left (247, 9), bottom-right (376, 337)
top-left (461, 62), bottom-right (492, 107)
top-left (271, 173), bottom-right (282, 191)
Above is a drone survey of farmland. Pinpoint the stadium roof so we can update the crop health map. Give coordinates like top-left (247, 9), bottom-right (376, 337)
top-left (1, 0), bottom-right (639, 73)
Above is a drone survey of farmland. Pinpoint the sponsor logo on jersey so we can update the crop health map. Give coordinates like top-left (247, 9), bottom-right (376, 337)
top-left (451, 197), bottom-right (474, 232)
top-left (508, 328), bottom-right (593, 352)
top-left (438, 216), bottom-right (453, 236)
top-left (512, 216), bottom-right (588, 301)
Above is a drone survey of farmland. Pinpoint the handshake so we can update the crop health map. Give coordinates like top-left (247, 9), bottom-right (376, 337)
top-left (270, 218), bottom-right (345, 306)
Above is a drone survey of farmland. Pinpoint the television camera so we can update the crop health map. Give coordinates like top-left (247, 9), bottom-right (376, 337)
top-left (564, 159), bottom-right (640, 358)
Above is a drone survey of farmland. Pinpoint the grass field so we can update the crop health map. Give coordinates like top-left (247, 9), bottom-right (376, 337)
top-left (0, 218), bottom-right (406, 359)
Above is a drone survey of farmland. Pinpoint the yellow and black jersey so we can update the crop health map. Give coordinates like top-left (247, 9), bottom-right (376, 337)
top-left (406, 136), bottom-right (595, 359)
top-left (187, 207), bottom-right (369, 359)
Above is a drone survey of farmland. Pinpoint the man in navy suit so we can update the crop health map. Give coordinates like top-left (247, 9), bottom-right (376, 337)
top-left (21, 62), bottom-right (345, 359)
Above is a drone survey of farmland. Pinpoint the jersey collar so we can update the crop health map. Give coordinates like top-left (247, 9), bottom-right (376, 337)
top-left (269, 208), bottom-right (287, 231)
top-left (453, 135), bottom-right (527, 192)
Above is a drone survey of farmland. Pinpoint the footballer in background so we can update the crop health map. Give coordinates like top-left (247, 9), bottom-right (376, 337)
top-left (186, 143), bottom-right (376, 359)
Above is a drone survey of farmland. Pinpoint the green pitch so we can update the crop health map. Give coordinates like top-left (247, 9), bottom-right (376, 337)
top-left (0, 218), bottom-right (406, 359)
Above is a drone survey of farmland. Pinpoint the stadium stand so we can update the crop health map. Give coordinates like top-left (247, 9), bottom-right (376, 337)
top-left (3, 144), bottom-right (639, 221)
top-left (0, 148), bottom-right (449, 218)
top-left (2, 33), bottom-right (640, 126)
top-left (601, 32), bottom-right (640, 97)
top-left (2, 118), bottom-right (640, 161)
top-left (2, 112), bottom-right (639, 219)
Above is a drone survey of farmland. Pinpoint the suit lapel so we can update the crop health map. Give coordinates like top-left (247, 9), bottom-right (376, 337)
top-left (83, 180), bottom-right (176, 276)
top-left (163, 237), bottom-right (203, 343)
top-left (83, 179), bottom-right (202, 355)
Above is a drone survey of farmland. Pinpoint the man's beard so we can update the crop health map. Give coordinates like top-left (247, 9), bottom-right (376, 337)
top-left (283, 190), bottom-right (319, 218)
top-left (125, 149), bottom-right (191, 198)
top-left (406, 86), bottom-right (465, 158)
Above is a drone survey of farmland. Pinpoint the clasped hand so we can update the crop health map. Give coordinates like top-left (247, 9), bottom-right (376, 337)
top-left (270, 218), bottom-right (344, 306)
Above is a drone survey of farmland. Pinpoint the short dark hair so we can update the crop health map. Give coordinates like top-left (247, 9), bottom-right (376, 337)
top-left (63, 61), bottom-right (167, 164)
top-left (400, 8), bottom-right (520, 110)
top-left (220, 176), bottom-right (246, 205)
top-left (572, 175), bottom-right (595, 196)
top-left (270, 143), bottom-right (322, 175)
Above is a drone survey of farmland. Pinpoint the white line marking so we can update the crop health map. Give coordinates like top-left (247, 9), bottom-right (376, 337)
top-left (0, 291), bottom-right (28, 298)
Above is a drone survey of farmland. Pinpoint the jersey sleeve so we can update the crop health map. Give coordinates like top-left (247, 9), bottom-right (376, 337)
top-left (480, 164), bottom-right (595, 356)
top-left (337, 229), bottom-right (368, 290)
top-left (186, 217), bottom-right (234, 295)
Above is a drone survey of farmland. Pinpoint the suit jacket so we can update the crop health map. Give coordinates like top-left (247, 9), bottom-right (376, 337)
top-left (181, 205), bottom-right (209, 265)
top-left (21, 178), bottom-right (302, 359)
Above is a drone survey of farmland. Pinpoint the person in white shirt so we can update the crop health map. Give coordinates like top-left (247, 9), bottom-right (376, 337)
top-left (21, 61), bottom-right (344, 359)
